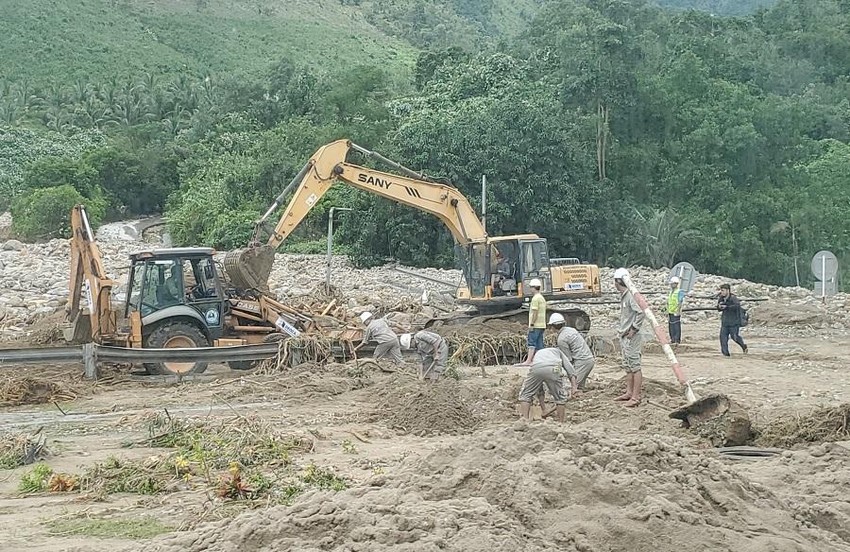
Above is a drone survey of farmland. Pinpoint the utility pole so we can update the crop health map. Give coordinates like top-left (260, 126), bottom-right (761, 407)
top-left (326, 207), bottom-right (353, 290)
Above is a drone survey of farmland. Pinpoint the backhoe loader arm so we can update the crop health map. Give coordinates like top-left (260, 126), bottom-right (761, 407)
top-left (260, 140), bottom-right (488, 247)
top-left (67, 205), bottom-right (118, 341)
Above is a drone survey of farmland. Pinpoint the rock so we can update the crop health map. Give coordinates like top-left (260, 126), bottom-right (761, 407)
top-left (2, 239), bottom-right (24, 251)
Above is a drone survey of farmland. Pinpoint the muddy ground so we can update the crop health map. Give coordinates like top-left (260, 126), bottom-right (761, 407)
top-left (2, 320), bottom-right (850, 552)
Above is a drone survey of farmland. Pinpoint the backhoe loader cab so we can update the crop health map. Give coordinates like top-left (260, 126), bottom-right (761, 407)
top-left (124, 248), bottom-right (226, 374)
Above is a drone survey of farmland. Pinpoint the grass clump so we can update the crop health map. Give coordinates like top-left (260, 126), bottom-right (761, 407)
top-left (47, 516), bottom-right (173, 539)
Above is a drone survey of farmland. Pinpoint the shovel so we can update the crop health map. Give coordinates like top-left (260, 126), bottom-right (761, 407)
top-left (420, 359), bottom-right (436, 381)
top-left (620, 271), bottom-right (698, 405)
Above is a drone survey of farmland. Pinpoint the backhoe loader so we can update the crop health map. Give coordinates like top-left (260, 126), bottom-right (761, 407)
top-left (65, 205), bottom-right (359, 377)
top-left (224, 140), bottom-right (601, 330)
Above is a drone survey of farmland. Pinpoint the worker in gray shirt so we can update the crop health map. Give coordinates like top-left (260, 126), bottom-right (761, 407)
top-left (548, 313), bottom-right (595, 389)
top-left (518, 347), bottom-right (578, 423)
top-left (356, 311), bottom-right (403, 362)
top-left (614, 268), bottom-right (646, 408)
top-left (400, 330), bottom-right (449, 381)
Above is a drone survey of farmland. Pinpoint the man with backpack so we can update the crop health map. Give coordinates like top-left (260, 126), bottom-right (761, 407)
top-left (717, 283), bottom-right (748, 357)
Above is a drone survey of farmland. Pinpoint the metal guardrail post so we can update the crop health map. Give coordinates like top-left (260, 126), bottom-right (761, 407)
top-left (83, 342), bottom-right (98, 380)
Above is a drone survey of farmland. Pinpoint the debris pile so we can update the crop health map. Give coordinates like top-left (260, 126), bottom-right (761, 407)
top-left (370, 374), bottom-right (479, 435)
top-left (756, 404), bottom-right (850, 448)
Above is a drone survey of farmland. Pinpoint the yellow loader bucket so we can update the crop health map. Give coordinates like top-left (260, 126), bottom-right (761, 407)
top-left (223, 244), bottom-right (276, 292)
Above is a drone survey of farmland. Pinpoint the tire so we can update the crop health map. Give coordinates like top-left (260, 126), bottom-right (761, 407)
top-left (144, 321), bottom-right (209, 376)
top-left (228, 333), bottom-right (288, 371)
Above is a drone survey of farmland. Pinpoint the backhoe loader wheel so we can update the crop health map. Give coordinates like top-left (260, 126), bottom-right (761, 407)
top-left (144, 322), bottom-right (209, 376)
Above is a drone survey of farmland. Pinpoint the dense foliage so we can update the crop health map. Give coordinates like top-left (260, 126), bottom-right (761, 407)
top-left (2, 0), bottom-right (849, 289)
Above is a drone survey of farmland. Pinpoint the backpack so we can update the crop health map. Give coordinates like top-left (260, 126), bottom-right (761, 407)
top-left (739, 306), bottom-right (749, 328)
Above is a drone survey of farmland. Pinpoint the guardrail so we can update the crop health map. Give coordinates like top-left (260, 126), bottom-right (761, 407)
top-left (0, 342), bottom-right (282, 380)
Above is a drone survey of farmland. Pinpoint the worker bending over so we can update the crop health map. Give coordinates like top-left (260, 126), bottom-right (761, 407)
top-left (548, 313), bottom-right (595, 389)
top-left (517, 347), bottom-right (578, 423)
top-left (401, 330), bottom-right (449, 381)
top-left (358, 312), bottom-right (403, 363)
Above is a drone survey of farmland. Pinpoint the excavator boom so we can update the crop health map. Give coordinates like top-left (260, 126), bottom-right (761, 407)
top-left (224, 140), bottom-right (491, 290)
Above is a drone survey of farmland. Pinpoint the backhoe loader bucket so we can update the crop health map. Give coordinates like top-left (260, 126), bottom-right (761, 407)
top-left (223, 244), bottom-right (276, 291)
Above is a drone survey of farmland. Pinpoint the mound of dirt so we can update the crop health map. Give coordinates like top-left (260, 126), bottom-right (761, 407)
top-left (143, 424), bottom-right (850, 552)
top-left (751, 302), bottom-right (827, 327)
top-left (369, 375), bottom-right (479, 435)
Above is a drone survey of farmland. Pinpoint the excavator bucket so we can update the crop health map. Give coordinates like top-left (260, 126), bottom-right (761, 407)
top-left (223, 244), bottom-right (276, 292)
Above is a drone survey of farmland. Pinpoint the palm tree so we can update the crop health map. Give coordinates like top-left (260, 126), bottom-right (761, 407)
top-left (632, 207), bottom-right (702, 268)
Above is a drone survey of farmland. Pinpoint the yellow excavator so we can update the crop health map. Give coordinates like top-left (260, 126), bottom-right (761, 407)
top-left (65, 205), bottom-right (359, 376)
top-left (224, 140), bottom-right (602, 330)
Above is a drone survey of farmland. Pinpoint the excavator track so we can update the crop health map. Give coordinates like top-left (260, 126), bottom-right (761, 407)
top-left (425, 307), bottom-right (591, 333)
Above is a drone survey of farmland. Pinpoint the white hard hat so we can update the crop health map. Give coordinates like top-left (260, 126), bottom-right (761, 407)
top-left (613, 268), bottom-right (629, 280)
top-left (400, 333), bottom-right (412, 350)
top-left (359, 311), bottom-right (373, 323)
top-left (669, 276), bottom-right (681, 284)
top-left (529, 278), bottom-right (542, 288)
top-left (549, 313), bottom-right (565, 325)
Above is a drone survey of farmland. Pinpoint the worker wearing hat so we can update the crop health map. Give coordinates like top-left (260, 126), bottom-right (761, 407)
top-left (356, 311), bottom-right (403, 363)
top-left (400, 330), bottom-right (449, 381)
top-left (548, 313), bottom-right (595, 389)
top-left (520, 278), bottom-right (546, 365)
top-left (614, 268), bottom-right (645, 408)
top-left (667, 276), bottom-right (686, 345)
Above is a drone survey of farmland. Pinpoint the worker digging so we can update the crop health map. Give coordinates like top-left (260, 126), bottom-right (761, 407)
top-left (516, 347), bottom-right (579, 423)
top-left (400, 330), bottom-right (450, 381)
top-left (356, 312), bottom-right (403, 363)
top-left (549, 313), bottom-right (595, 389)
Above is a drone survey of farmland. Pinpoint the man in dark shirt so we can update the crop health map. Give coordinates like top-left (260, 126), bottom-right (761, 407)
top-left (717, 284), bottom-right (748, 357)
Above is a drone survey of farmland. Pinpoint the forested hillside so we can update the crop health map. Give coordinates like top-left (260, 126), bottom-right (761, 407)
top-left (2, 0), bottom-right (849, 287)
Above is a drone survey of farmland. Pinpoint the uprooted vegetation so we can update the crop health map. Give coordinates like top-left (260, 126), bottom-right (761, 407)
top-left (0, 430), bottom-right (47, 468)
top-left (756, 404), bottom-right (850, 448)
top-left (17, 412), bottom-right (347, 506)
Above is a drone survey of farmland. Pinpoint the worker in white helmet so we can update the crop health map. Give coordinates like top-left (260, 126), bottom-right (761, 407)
top-left (356, 311), bottom-right (403, 363)
top-left (614, 268), bottom-right (645, 408)
top-left (667, 276), bottom-right (686, 344)
top-left (517, 347), bottom-right (577, 423)
top-left (548, 313), bottom-right (595, 390)
top-left (520, 278), bottom-right (546, 365)
top-left (401, 330), bottom-right (449, 381)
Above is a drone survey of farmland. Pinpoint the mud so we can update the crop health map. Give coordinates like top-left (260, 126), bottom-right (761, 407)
top-left (143, 424), bottom-right (850, 552)
top-left (369, 374), bottom-right (480, 436)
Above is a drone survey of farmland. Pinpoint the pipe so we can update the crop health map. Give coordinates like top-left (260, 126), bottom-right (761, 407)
top-left (257, 160), bottom-right (313, 224)
top-left (350, 142), bottom-right (433, 182)
top-left (481, 174), bottom-right (487, 233)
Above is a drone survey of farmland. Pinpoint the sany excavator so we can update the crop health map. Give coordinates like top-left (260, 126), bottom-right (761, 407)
top-left (223, 140), bottom-right (602, 330)
top-left (65, 205), bottom-right (358, 376)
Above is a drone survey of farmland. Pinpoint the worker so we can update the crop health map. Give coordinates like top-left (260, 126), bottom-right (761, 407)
top-left (357, 312), bottom-right (403, 363)
top-left (401, 331), bottom-right (449, 381)
top-left (717, 283), bottom-right (748, 357)
top-left (163, 264), bottom-right (182, 304)
top-left (667, 276), bottom-right (686, 344)
top-left (548, 313), bottom-right (595, 389)
top-left (517, 347), bottom-right (578, 423)
top-left (521, 278), bottom-right (546, 365)
top-left (614, 268), bottom-right (645, 408)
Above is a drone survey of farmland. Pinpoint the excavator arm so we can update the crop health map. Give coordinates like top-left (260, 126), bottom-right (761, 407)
top-left (65, 205), bottom-right (119, 343)
top-left (224, 140), bottom-right (489, 290)
top-left (263, 140), bottom-right (487, 246)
